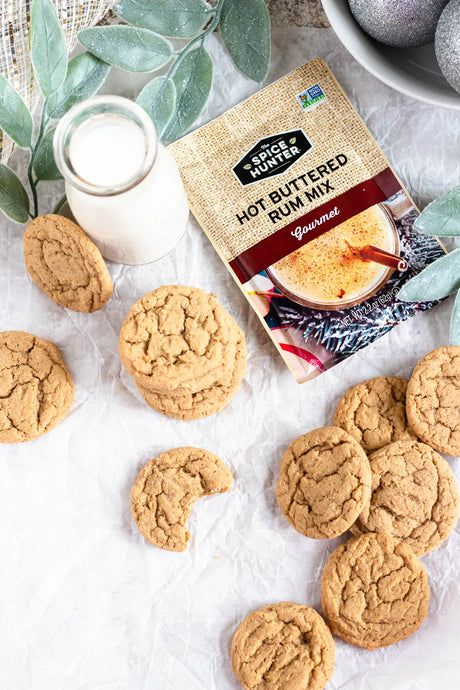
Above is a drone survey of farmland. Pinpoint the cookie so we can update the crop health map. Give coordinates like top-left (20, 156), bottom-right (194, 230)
top-left (24, 214), bottom-right (113, 313)
top-left (131, 447), bottom-right (232, 551)
top-left (321, 533), bottom-right (430, 650)
top-left (334, 376), bottom-right (416, 453)
top-left (350, 440), bottom-right (460, 556)
top-left (231, 602), bottom-right (335, 690)
top-left (137, 329), bottom-right (247, 420)
top-left (406, 346), bottom-right (460, 455)
top-left (275, 426), bottom-right (371, 539)
top-left (0, 331), bottom-right (74, 443)
top-left (119, 286), bottom-right (239, 394)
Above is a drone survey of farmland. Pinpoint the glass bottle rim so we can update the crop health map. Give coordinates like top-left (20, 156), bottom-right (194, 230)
top-left (53, 95), bottom-right (157, 197)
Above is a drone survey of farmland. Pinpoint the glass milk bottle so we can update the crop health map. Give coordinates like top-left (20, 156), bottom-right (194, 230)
top-left (53, 96), bottom-right (189, 264)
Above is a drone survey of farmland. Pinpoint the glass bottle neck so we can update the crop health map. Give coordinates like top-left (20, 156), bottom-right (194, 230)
top-left (53, 95), bottom-right (157, 197)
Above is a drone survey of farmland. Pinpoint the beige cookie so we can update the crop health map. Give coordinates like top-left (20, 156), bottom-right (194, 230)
top-left (131, 447), bottom-right (232, 552)
top-left (24, 214), bottom-right (113, 313)
top-left (119, 285), bottom-right (239, 395)
top-left (231, 602), bottom-right (335, 690)
top-left (334, 376), bottom-right (416, 453)
top-left (321, 533), bottom-right (430, 650)
top-left (275, 426), bottom-right (371, 539)
top-left (0, 331), bottom-right (74, 443)
top-left (406, 346), bottom-right (460, 455)
top-left (137, 329), bottom-right (247, 420)
top-left (350, 440), bottom-right (460, 556)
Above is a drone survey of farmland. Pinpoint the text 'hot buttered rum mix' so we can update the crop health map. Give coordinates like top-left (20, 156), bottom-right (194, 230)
top-left (169, 59), bottom-right (444, 383)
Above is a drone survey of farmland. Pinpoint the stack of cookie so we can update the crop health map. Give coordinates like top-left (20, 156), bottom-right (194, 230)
top-left (268, 346), bottom-right (460, 660)
top-left (118, 285), bottom-right (247, 420)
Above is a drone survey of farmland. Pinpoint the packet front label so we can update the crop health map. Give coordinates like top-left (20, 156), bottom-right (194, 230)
top-left (169, 59), bottom-right (444, 383)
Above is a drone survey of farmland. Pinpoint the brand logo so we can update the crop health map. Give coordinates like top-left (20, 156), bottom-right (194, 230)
top-left (296, 83), bottom-right (326, 111)
top-left (232, 129), bottom-right (313, 186)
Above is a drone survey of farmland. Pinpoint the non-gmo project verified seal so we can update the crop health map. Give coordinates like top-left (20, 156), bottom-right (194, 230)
top-left (296, 83), bottom-right (326, 111)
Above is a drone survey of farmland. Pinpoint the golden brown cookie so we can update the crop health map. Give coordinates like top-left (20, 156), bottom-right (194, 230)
top-left (119, 285), bottom-right (239, 395)
top-left (137, 329), bottom-right (247, 420)
top-left (350, 440), bottom-right (460, 556)
top-left (406, 346), bottom-right (460, 455)
top-left (231, 602), bottom-right (335, 690)
top-left (23, 214), bottom-right (113, 313)
top-left (334, 376), bottom-right (416, 453)
top-left (275, 426), bottom-right (371, 539)
top-left (131, 447), bottom-right (232, 552)
top-left (321, 533), bottom-right (430, 650)
top-left (0, 331), bottom-right (74, 443)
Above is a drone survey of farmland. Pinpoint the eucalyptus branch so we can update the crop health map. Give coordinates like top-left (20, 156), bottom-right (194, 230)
top-left (27, 102), bottom-right (49, 218)
top-left (167, 0), bottom-right (225, 81)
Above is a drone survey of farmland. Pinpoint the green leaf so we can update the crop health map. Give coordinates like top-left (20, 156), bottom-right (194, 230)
top-left (450, 289), bottom-right (460, 346)
top-left (46, 53), bottom-right (111, 120)
top-left (415, 186), bottom-right (460, 237)
top-left (163, 44), bottom-right (213, 141)
top-left (33, 128), bottom-right (62, 181)
top-left (398, 248), bottom-right (460, 302)
top-left (78, 26), bottom-right (173, 73)
top-left (30, 0), bottom-right (68, 97)
top-left (136, 76), bottom-right (176, 139)
top-left (0, 163), bottom-right (30, 223)
top-left (113, 0), bottom-right (210, 38)
top-left (220, 0), bottom-right (271, 82)
top-left (0, 75), bottom-right (33, 149)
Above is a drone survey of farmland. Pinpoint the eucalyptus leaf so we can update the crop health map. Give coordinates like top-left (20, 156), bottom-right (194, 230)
top-left (113, 0), bottom-right (210, 38)
top-left (0, 75), bottom-right (33, 149)
top-left (415, 185), bottom-right (460, 237)
top-left (30, 0), bottom-right (68, 97)
top-left (450, 289), bottom-right (460, 346)
top-left (78, 26), bottom-right (173, 73)
top-left (33, 128), bottom-right (62, 181)
top-left (398, 248), bottom-right (460, 302)
top-left (0, 163), bottom-right (30, 223)
top-left (220, 0), bottom-right (271, 82)
top-left (46, 53), bottom-right (111, 120)
top-left (136, 76), bottom-right (176, 139)
top-left (164, 44), bottom-right (213, 141)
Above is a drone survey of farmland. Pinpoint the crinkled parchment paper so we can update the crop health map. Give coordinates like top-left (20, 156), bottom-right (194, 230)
top-left (1, 27), bottom-right (460, 690)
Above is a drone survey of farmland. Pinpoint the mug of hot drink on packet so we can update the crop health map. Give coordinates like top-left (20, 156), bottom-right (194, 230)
top-left (265, 203), bottom-right (407, 310)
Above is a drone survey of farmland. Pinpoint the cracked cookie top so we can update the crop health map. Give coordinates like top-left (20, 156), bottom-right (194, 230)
top-left (0, 331), bottom-right (74, 443)
top-left (351, 440), bottom-right (460, 556)
top-left (275, 426), bottom-right (371, 539)
top-left (137, 328), bottom-right (247, 420)
top-left (406, 346), bottom-right (460, 455)
top-left (119, 286), bottom-right (239, 394)
top-left (321, 533), bottom-right (430, 650)
top-left (231, 602), bottom-right (335, 690)
top-left (130, 447), bottom-right (232, 552)
top-left (24, 214), bottom-right (113, 313)
top-left (334, 376), bottom-right (416, 453)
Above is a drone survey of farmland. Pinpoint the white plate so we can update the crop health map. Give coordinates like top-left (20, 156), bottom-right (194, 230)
top-left (322, 0), bottom-right (460, 110)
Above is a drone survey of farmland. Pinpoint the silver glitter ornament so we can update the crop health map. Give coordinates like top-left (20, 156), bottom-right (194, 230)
top-left (435, 0), bottom-right (460, 93)
top-left (349, 0), bottom-right (449, 47)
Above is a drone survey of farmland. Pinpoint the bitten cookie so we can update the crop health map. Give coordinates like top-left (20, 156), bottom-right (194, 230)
top-left (406, 346), bottom-right (460, 455)
top-left (137, 329), bottom-right (247, 420)
top-left (131, 447), bottom-right (232, 551)
top-left (334, 376), bottom-right (416, 453)
top-left (0, 331), bottom-right (74, 443)
top-left (24, 214), bottom-right (113, 312)
top-left (321, 533), bottom-right (430, 650)
top-left (275, 426), bottom-right (371, 539)
top-left (119, 285), bottom-right (239, 394)
top-left (350, 440), bottom-right (460, 556)
top-left (231, 602), bottom-right (335, 690)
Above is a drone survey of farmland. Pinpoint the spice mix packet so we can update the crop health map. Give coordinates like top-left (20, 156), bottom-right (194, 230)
top-left (169, 59), bottom-right (444, 383)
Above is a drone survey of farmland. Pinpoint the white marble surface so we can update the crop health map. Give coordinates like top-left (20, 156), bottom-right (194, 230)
top-left (1, 26), bottom-right (460, 690)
